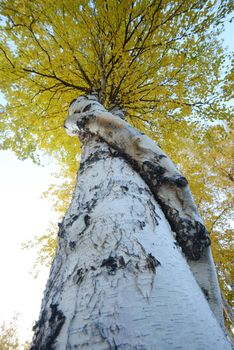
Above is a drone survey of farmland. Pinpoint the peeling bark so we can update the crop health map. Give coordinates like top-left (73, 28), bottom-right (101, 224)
top-left (31, 96), bottom-right (232, 349)
top-left (64, 96), bottom-right (225, 324)
top-left (65, 95), bottom-right (210, 261)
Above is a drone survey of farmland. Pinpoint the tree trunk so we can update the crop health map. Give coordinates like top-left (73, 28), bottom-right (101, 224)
top-left (31, 98), bottom-right (232, 350)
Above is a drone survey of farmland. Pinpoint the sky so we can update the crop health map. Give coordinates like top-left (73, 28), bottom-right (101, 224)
top-left (0, 151), bottom-right (60, 345)
top-left (0, 15), bottom-right (233, 348)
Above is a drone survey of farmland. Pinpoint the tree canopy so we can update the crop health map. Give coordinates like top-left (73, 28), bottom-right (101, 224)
top-left (0, 0), bottom-right (233, 334)
top-left (0, 0), bottom-right (233, 159)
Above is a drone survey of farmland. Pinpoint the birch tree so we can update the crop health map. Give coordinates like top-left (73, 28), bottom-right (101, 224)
top-left (30, 95), bottom-right (232, 349)
top-left (0, 0), bottom-right (233, 347)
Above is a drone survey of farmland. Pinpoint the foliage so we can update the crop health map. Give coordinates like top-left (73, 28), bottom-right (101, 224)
top-left (0, 0), bottom-right (233, 334)
top-left (22, 224), bottom-right (58, 274)
top-left (0, 0), bottom-right (233, 161)
top-left (173, 124), bottom-right (234, 332)
top-left (0, 314), bottom-right (30, 350)
top-left (0, 316), bottom-right (19, 350)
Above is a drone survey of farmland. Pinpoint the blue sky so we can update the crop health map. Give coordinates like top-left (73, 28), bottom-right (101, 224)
top-left (0, 16), bottom-right (233, 347)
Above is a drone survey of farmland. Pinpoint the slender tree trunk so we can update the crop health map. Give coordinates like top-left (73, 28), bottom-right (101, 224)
top-left (31, 97), bottom-right (232, 350)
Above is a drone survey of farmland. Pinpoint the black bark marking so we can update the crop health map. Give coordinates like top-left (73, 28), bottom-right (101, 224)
top-left (161, 175), bottom-right (188, 187)
top-left (79, 215), bottom-right (92, 235)
top-left (147, 200), bottom-right (160, 226)
top-left (137, 186), bottom-right (151, 195)
top-left (83, 198), bottom-right (98, 212)
top-left (78, 161), bottom-right (85, 174)
top-left (142, 161), bottom-right (188, 188)
top-left (146, 253), bottom-right (161, 273)
top-left (101, 256), bottom-right (118, 274)
top-left (32, 310), bottom-right (46, 333)
top-left (31, 304), bottom-right (65, 350)
top-left (76, 113), bottom-right (95, 130)
top-left (119, 256), bottom-right (126, 268)
top-left (178, 220), bottom-right (210, 260)
top-left (58, 223), bottom-right (65, 238)
top-left (109, 147), bottom-right (120, 157)
top-left (120, 185), bottom-right (129, 192)
top-left (89, 185), bottom-right (100, 191)
top-left (138, 187), bottom-right (143, 194)
top-left (47, 304), bottom-right (66, 348)
top-left (85, 153), bottom-right (102, 164)
top-left (202, 287), bottom-right (210, 301)
top-left (83, 103), bottom-right (92, 112)
top-left (174, 176), bottom-right (188, 187)
top-left (138, 220), bottom-right (146, 230)
top-left (67, 214), bottom-right (78, 227)
top-left (80, 145), bottom-right (210, 260)
top-left (161, 202), bottom-right (210, 260)
top-left (73, 268), bottom-right (85, 285)
top-left (143, 161), bottom-right (166, 180)
top-left (100, 256), bottom-right (130, 274)
top-left (137, 160), bottom-right (210, 260)
top-left (154, 154), bottom-right (167, 162)
top-left (159, 154), bottom-right (166, 159)
top-left (31, 312), bottom-right (46, 350)
top-left (84, 214), bottom-right (91, 226)
top-left (69, 241), bottom-right (76, 250)
top-left (84, 149), bottom-right (111, 167)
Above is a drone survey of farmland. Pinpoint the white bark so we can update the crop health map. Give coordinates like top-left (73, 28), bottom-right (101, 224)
top-left (64, 96), bottom-right (223, 324)
top-left (188, 247), bottom-right (224, 327)
top-left (31, 97), bottom-right (232, 349)
top-left (65, 95), bottom-right (211, 261)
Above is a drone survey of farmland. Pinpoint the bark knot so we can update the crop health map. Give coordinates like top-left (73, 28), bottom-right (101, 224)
top-left (101, 255), bottom-right (126, 275)
top-left (146, 253), bottom-right (161, 273)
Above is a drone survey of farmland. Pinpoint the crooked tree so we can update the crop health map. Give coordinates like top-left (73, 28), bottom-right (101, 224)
top-left (28, 95), bottom-right (230, 349)
top-left (0, 0), bottom-right (233, 348)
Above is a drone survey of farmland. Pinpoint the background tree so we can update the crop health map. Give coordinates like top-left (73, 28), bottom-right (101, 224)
top-left (0, 315), bottom-right (30, 350)
top-left (0, 0), bottom-right (233, 337)
top-left (0, 315), bottom-right (20, 350)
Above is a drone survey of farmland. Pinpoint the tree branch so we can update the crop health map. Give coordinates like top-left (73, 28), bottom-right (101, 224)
top-left (22, 67), bottom-right (89, 92)
top-left (0, 46), bottom-right (15, 68)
